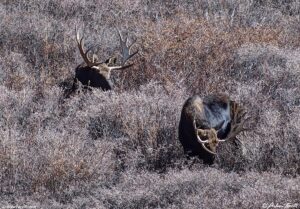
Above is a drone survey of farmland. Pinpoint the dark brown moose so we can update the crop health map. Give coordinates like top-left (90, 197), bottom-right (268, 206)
top-left (72, 28), bottom-right (138, 92)
top-left (178, 94), bottom-right (249, 165)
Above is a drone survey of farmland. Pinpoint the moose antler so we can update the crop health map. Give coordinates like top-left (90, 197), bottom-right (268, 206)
top-left (226, 101), bottom-right (250, 140)
top-left (108, 28), bottom-right (138, 70)
top-left (75, 27), bottom-right (138, 70)
top-left (75, 27), bottom-right (102, 67)
top-left (193, 120), bottom-right (219, 155)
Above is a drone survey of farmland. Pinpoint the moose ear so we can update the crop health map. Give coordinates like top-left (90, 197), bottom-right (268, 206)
top-left (109, 57), bottom-right (117, 65)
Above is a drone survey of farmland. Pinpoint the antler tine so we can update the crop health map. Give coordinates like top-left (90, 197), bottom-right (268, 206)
top-left (226, 102), bottom-right (250, 140)
top-left (116, 28), bottom-right (138, 67)
top-left (193, 120), bottom-right (209, 143)
top-left (128, 37), bottom-right (137, 48)
top-left (76, 30), bottom-right (91, 66)
top-left (227, 125), bottom-right (248, 140)
top-left (75, 26), bottom-right (102, 67)
top-left (193, 120), bottom-right (218, 155)
top-left (109, 63), bottom-right (134, 71)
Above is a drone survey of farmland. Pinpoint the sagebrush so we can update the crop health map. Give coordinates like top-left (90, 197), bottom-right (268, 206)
top-left (0, 0), bottom-right (299, 208)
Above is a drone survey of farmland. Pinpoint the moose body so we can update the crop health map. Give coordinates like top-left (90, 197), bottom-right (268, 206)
top-left (179, 94), bottom-right (248, 165)
top-left (71, 28), bottom-right (138, 92)
top-left (73, 65), bottom-right (113, 91)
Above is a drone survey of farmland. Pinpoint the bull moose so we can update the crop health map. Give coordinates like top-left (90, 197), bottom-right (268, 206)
top-left (178, 94), bottom-right (249, 165)
top-left (71, 28), bottom-right (138, 92)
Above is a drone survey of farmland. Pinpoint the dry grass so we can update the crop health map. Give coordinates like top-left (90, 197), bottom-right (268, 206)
top-left (0, 0), bottom-right (300, 208)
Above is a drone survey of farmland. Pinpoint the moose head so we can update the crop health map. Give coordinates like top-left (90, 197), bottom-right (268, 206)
top-left (71, 27), bottom-right (138, 92)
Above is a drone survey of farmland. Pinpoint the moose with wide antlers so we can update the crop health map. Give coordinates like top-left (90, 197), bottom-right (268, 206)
top-left (178, 94), bottom-right (249, 165)
top-left (71, 28), bottom-right (138, 92)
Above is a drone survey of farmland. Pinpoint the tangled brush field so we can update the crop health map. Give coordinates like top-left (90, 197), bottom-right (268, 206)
top-left (0, 0), bottom-right (299, 208)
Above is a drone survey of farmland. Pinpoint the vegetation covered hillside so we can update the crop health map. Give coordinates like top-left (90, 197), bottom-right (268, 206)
top-left (0, 0), bottom-right (299, 208)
